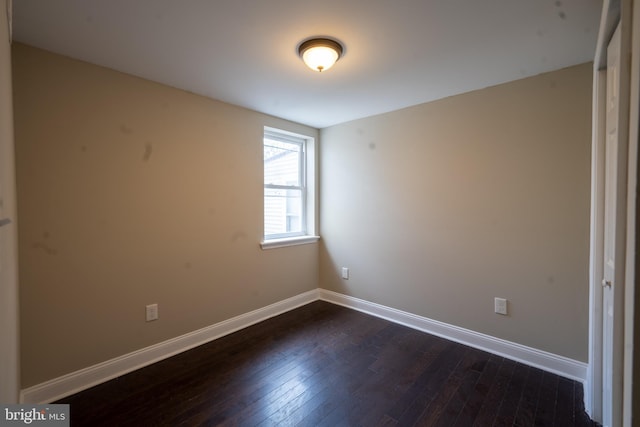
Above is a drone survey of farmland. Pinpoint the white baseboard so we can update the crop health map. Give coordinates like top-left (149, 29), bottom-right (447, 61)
top-left (21, 287), bottom-right (587, 404)
top-left (20, 289), bottom-right (320, 404)
top-left (319, 289), bottom-right (588, 383)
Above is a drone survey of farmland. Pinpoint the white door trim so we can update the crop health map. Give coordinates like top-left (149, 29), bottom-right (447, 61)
top-left (587, 0), bottom-right (617, 419)
top-left (588, 0), bottom-right (637, 425)
top-left (602, 23), bottom-right (626, 427)
top-left (587, 66), bottom-right (606, 421)
top-left (622, 1), bottom-right (640, 424)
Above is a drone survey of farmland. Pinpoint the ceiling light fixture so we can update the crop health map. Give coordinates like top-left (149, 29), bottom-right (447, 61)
top-left (298, 38), bottom-right (343, 72)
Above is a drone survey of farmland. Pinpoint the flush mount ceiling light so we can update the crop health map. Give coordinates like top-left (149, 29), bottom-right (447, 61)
top-left (298, 38), bottom-right (344, 72)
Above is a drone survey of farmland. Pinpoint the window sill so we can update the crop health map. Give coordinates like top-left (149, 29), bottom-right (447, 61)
top-left (260, 235), bottom-right (320, 250)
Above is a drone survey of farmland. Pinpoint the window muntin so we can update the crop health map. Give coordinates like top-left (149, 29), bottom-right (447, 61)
top-left (264, 131), bottom-right (306, 240)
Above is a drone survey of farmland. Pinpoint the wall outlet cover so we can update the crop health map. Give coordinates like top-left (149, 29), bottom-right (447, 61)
top-left (494, 298), bottom-right (508, 315)
top-left (146, 304), bottom-right (159, 321)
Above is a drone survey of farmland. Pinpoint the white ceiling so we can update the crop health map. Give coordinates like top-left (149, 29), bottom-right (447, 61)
top-left (12, 0), bottom-right (602, 129)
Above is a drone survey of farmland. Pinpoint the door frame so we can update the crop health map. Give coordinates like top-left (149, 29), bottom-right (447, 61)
top-left (587, 0), bottom-right (639, 425)
top-left (0, 0), bottom-right (19, 404)
top-left (622, 0), bottom-right (640, 424)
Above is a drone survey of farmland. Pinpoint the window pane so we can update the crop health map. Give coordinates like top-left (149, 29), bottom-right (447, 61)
top-left (264, 139), bottom-right (301, 186)
top-left (264, 188), bottom-right (303, 236)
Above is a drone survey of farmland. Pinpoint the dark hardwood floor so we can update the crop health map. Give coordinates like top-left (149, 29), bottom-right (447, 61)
top-left (57, 301), bottom-right (598, 426)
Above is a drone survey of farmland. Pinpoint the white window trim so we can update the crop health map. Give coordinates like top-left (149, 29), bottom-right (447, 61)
top-left (260, 235), bottom-right (320, 250)
top-left (261, 127), bottom-right (319, 250)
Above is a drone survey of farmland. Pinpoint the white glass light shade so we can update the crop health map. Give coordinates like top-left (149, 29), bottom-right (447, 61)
top-left (298, 38), bottom-right (343, 72)
top-left (302, 46), bottom-right (339, 72)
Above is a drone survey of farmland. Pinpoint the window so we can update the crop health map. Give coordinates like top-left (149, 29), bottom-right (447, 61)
top-left (262, 128), bottom-right (318, 248)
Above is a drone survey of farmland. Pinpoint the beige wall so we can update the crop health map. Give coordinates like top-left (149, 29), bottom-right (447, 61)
top-left (13, 40), bottom-right (593, 387)
top-left (0, 0), bottom-right (20, 402)
top-left (319, 63), bottom-right (592, 361)
top-left (12, 43), bottom-right (319, 388)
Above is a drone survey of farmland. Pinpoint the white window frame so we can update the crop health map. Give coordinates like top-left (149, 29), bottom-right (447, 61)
top-left (261, 127), bottom-right (319, 249)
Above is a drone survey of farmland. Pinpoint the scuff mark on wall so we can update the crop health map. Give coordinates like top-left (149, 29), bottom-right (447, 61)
top-left (31, 231), bottom-right (57, 255)
top-left (119, 124), bottom-right (134, 135)
top-left (231, 231), bottom-right (247, 242)
top-left (555, 1), bottom-right (567, 20)
top-left (143, 143), bottom-right (153, 161)
top-left (31, 242), bottom-right (57, 256)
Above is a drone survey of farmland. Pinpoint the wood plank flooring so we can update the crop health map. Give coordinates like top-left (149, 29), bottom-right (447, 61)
top-left (56, 301), bottom-right (598, 426)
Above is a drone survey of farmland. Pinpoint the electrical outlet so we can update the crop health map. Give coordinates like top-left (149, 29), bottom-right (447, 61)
top-left (341, 267), bottom-right (349, 279)
top-left (146, 304), bottom-right (158, 322)
top-left (494, 298), bottom-right (507, 315)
